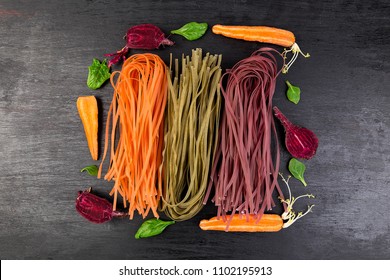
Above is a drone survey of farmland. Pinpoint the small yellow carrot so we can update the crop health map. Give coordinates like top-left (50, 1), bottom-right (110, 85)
top-left (199, 214), bottom-right (283, 232)
top-left (212, 24), bottom-right (310, 73)
top-left (77, 96), bottom-right (98, 160)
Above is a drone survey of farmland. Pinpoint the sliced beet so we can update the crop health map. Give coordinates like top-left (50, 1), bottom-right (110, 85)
top-left (75, 189), bottom-right (127, 223)
top-left (273, 106), bottom-right (318, 160)
top-left (105, 24), bottom-right (174, 67)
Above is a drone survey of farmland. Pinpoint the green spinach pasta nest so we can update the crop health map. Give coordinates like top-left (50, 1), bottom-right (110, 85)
top-left (159, 48), bottom-right (222, 221)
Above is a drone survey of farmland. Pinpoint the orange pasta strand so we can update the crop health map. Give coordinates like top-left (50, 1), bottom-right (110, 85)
top-left (98, 53), bottom-right (168, 219)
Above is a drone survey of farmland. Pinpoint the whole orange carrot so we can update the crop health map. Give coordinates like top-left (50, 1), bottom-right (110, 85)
top-left (213, 25), bottom-right (295, 47)
top-left (77, 96), bottom-right (98, 160)
top-left (212, 24), bottom-right (310, 73)
top-left (199, 214), bottom-right (283, 232)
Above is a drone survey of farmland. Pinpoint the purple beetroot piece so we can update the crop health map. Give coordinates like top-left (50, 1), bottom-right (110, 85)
top-left (76, 188), bottom-right (127, 223)
top-left (273, 106), bottom-right (319, 160)
top-left (105, 24), bottom-right (174, 67)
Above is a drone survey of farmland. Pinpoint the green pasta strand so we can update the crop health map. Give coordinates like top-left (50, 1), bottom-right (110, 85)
top-left (160, 48), bottom-right (222, 221)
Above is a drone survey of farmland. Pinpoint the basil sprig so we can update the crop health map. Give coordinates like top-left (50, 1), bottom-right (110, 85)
top-left (87, 59), bottom-right (111, 90)
top-left (171, 22), bottom-right (208, 41)
top-left (80, 165), bottom-right (98, 176)
top-left (288, 158), bottom-right (307, 186)
top-left (135, 218), bottom-right (175, 239)
top-left (286, 80), bottom-right (301, 104)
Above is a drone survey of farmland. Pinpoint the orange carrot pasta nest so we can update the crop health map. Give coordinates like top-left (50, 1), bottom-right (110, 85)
top-left (99, 53), bottom-right (168, 219)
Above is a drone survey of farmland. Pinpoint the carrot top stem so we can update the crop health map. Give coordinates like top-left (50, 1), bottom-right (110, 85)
top-left (282, 43), bottom-right (310, 74)
top-left (278, 172), bottom-right (315, 228)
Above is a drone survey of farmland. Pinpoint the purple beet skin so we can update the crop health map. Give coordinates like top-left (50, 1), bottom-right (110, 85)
top-left (105, 24), bottom-right (174, 67)
top-left (76, 188), bottom-right (127, 223)
top-left (273, 106), bottom-right (318, 160)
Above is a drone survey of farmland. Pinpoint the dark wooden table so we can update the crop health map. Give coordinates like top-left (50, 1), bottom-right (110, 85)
top-left (1, 0), bottom-right (389, 260)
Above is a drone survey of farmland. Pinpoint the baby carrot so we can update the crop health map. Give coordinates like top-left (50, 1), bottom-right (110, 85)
top-left (77, 96), bottom-right (98, 160)
top-left (212, 24), bottom-right (310, 73)
top-left (199, 214), bottom-right (283, 232)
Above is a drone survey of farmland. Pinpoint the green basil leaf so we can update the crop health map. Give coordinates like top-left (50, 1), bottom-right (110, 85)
top-left (288, 158), bottom-right (307, 186)
top-left (135, 218), bottom-right (175, 239)
top-left (171, 22), bottom-right (208, 41)
top-left (286, 80), bottom-right (301, 104)
top-left (80, 165), bottom-right (98, 176)
top-left (87, 59), bottom-right (111, 90)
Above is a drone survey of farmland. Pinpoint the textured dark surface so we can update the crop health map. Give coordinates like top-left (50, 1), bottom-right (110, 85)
top-left (0, 0), bottom-right (389, 260)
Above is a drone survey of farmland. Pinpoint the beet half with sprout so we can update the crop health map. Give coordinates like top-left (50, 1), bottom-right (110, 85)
top-left (105, 24), bottom-right (174, 66)
top-left (273, 106), bottom-right (318, 160)
top-left (76, 188), bottom-right (127, 223)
